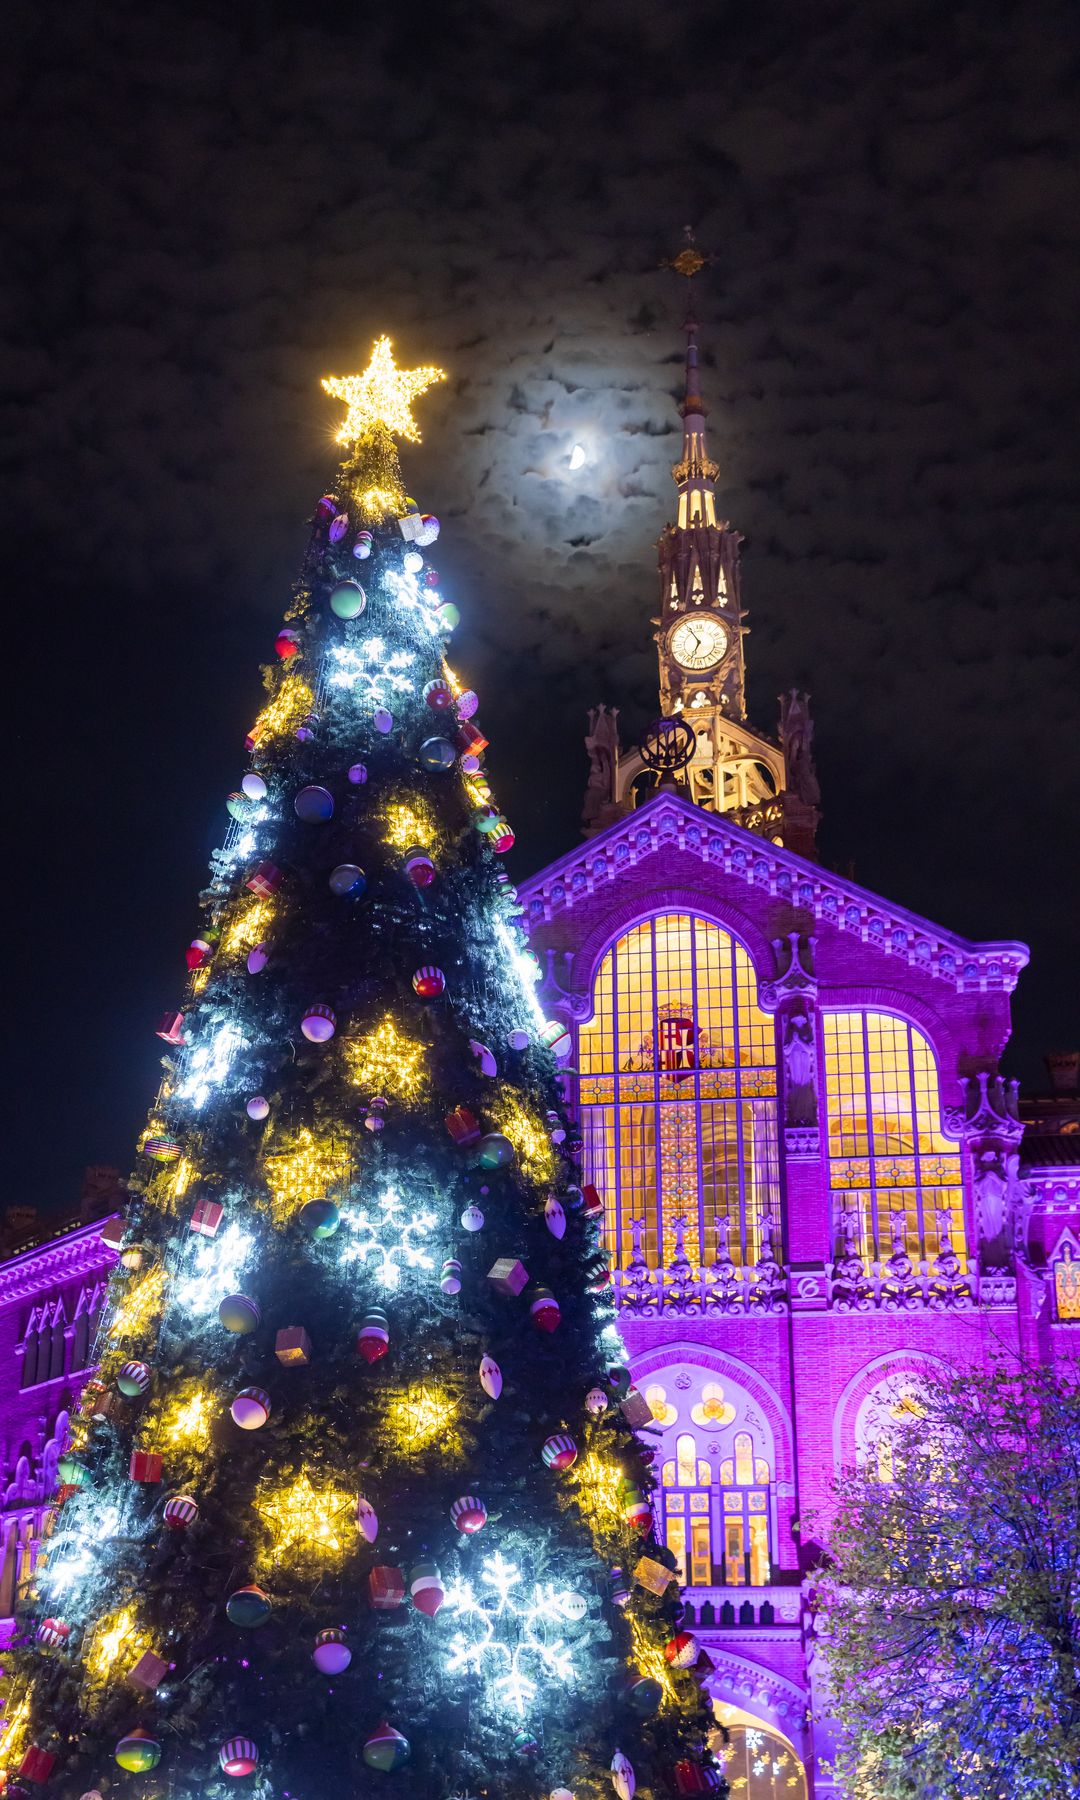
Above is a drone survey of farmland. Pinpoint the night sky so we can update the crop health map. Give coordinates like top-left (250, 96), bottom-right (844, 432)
top-left (4, 0), bottom-right (1079, 1216)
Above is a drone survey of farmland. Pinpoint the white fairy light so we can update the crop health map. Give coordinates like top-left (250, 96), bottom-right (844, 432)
top-left (382, 567), bottom-right (442, 634)
top-left (328, 640), bottom-right (416, 704)
top-left (43, 1505), bottom-right (122, 1600)
top-left (341, 1187), bottom-right (437, 1290)
top-left (176, 1022), bottom-right (247, 1109)
top-left (493, 916), bottom-right (547, 1030)
top-left (443, 1548), bottom-right (583, 1717)
top-left (173, 1222), bottom-right (253, 1316)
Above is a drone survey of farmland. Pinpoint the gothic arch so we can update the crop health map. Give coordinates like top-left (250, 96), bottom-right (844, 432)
top-left (566, 890), bottom-right (775, 1018)
top-left (819, 985), bottom-right (954, 1098)
top-left (702, 1645), bottom-right (808, 1737)
top-left (832, 1349), bottom-right (953, 1471)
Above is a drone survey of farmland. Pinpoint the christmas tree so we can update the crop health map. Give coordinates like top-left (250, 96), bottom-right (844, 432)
top-left (4, 338), bottom-right (721, 1800)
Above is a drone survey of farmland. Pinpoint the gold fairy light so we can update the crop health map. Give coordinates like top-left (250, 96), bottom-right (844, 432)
top-left (253, 1471), bottom-right (354, 1567)
top-left (109, 1265), bottom-right (166, 1343)
top-left (387, 1384), bottom-right (459, 1453)
top-left (262, 1128), bottom-right (346, 1225)
top-left (157, 1385), bottom-right (213, 1452)
top-left (222, 896), bottom-right (274, 956)
top-left (343, 1018), bottom-right (427, 1101)
top-left (0, 1685), bottom-right (32, 1774)
top-left (85, 1605), bottom-right (149, 1685)
top-left (322, 337), bottom-right (445, 447)
top-left (248, 674), bottom-right (314, 748)
top-left (383, 801), bottom-right (435, 851)
top-left (571, 1453), bottom-right (626, 1539)
top-left (493, 1096), bottom-right (557, 1182)
top-left (628, 1612), bottom-right (677, 1706)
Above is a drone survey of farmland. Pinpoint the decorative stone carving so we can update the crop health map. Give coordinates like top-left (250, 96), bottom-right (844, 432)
top-left (948, 1071), bottom-right (1024, 1274)
top-left (782, 1009), bottom-right (817, 1127)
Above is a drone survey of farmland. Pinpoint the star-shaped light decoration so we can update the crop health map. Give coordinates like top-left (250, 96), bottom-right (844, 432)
top-left (322, 335), bottom-right (446, 447)
top-left (253, 1471), bottom-right (354, 1567)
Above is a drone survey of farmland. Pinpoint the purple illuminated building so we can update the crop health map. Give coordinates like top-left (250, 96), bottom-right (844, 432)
top-left (1, 312), bottom-right (1078, 1796)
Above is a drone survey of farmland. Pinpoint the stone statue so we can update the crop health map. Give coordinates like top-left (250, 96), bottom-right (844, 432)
top-left (583, 704), bottom-right (620, 823)
top-left (779, 689), bottom-right (821, 807)
top-left (782, 1007), bottom-right (818, 1126)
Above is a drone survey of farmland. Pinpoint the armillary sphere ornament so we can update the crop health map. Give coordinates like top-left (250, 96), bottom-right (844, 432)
top-left (638, 716), bottom-right (697, 773)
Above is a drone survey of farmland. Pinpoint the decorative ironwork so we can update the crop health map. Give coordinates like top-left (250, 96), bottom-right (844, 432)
top-left (637, 717), bottom-right (696, 774)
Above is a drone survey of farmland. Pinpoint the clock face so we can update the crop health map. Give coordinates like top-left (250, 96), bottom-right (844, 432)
top-left (669, 615), bottom-right (729, 672)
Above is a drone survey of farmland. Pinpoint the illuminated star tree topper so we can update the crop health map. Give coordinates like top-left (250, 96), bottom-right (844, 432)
top-left (322, 336), bottom-right (446, 447)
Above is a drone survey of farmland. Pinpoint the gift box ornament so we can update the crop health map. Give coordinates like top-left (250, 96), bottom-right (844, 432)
top-left (368, 1564), bottom-right (406, 1610)
top-left (127, 1649), bottom-right (170, 1695)
top-left (620, 1387), bottom-right (655, 1428)
top-left (633, 1554), bottom-right (675, 1597)
top-left (130, 1450), bottom-right (163, 1484)
top-left (190, 1198), bottom-right (224, 1238)
top-left (487, 1258), bottom-right (528, 1297)
top-left (245, 861), bottom-right (282, 897)
top-left (154, 1011), bottom-right (186, 1046)
top-left (445, 1106), bottom-right (481, 1146)
top-left (275, 1326), bottom-right (312, 1366)
top-left (19, 1748), bottom-right (56, 1785)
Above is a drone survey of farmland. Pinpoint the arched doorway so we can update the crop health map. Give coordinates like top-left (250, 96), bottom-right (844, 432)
top-left (711, 1702), bottom-right (808, 1798)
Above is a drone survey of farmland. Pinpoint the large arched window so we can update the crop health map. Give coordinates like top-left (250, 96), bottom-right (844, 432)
top-left (645, 1366), bottom-right (777, 1591)
top-left (823, 1011), bottom-right (964, 1263)
top-left (578, 915), bottom-right (779, 1270)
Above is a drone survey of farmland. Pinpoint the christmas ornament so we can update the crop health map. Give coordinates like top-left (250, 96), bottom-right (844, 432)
top-left (450, 1494), bottom-right (487, 1534)
top-left (294, 784), bottom-right (335, 823)
top-left (541, 1433), bottom-right (578, 1470)
top-left (128, 1651), bottom-right (169, 1696)
top-left (412, 964), bottom-right (445, 997)
top-left (116, 1360), bottom-right (151, 1398)
top-left (245, 1094), bottom-right (270, 1120)
top-left (274, 627), bottom-right (300, 659)
top-left (611, 1752), bottom-right (636, 1800)
top-left (404, 848), bottom-right (435, 886)
top-left (487, 1257), bottom-right (528, 1296)
top-left (581, 1183), bottom-right (604, 1221)
top-left (468, 1038), bottom-right (497, 1076)
top-left (540, 1019), bottom-right (572, 1060)
top-left (626, 1675), bottom-right (663, 1716)
top-left (456, 719), bottom-right (488, 756)
top-left (300, 1198), bottom-right (340, 1238)
top-left (315, 493), bottom-right (339, 523)
top-left (230, 1386), bottom-right (271, 1429)
top-left (609, 1567), bottom-right (630, 1607)
top-left (120, 1241), bottom-right (148, 1271)
top-left (301, 1003), bottom-right (336, 1042)
top-left (57, 1454), bottom-right (89, 1489)
top-left (418, 736), bottom-right (455, 772)
top-left (416, 513), bottom-right (440, 545)
top-left (440, 1258), bottom-right (462, 1294)
top-left (374, 706), bottom-right (394, 734)
top-left (329, 862), bottom-right (366, 896)
top-left (475, 1131), bottom-right (514, 1170)
top-left (115, 1732), bottom-right (160, 1775)
top-left (357, 1496), bottom-right (379, 1542)
top-left (664, 1631), bottom-right (697, 1668)
top-left (491, 823), bottom-right (515, 853)
top-left (330, 579), bottom-right (366, 619)
top-left (633, 1554), bottom-right (675, 1596)
top-left (551, 1789), bottom-right (576, 1800)
top-left (187, 934), bottom-right (212, 966)
top-left (365, 1096), bottom-right (388, 1132)
top-left (368, 1565), bottom-right (406, 1609)
top-left (18, 1748), bottom-right (56, 1784)
top-left (154, 1013), bottom-right (186, 1047)
top-left (246, 861), bottom-right (282, 896)
top-left (544, 1195), bottom-right (566, 1238)
top-left (424, 678), bottom-right (453, 710)
top-left (445, 1105), bottom-right (481, 1146)
top-left (353, 529), bottom-right (373, 559)
top-left (312, 1628), bottom-right (352, 1674)
top-left (35, 1618), bottom-right (70, 1648)
top-left (129, 1450), bottom-right (163, 1483)
top-left (362, 1723), bottom-right (410, 1773)
top-left (241, 771), bottom-right (267, 800)
top-left (225, 792), bottom-right (249, 822)
top-left (409, 1561), bottom-right (445, 1618)
top-left (220, 1739), bottom-right (259, 1778)
top-left (528, 1285), bottom-right (561, 1332)
top-left (584, 1386), bottom-right (609, 1415)
top-left (163, 1494), bottom-right (199, 1530)
top-left (460, 1203), bottom-right (484, 1233)
top-left (403, 547), bottom-right (424, 573)
top-left (275, 1326), bottom-right (312, 1366)
top-left (620, 1386), bottom-right (654, 1428)
top-left (191, 1197), bottom-right (224, 1237)
top-left (218, 1293), bottom-right (261, 1334)
top-left (507, 1027), bottom-right (530, 1051)
top-left (347, 761), bottom-right (368, 783)
top-left (620, 1482), bottom-right (652, 1532)
top-left (226, 1585), bottom-right (271, 1627)
top-left (357, 1309), bottom-right (390, 1363)
top-left (247, 942), bottom-right (269, 973)
top-left (295, 711), bottom-right (318, 741)
top-left (513, 1732), bottom-right (540, 1758)
top-left (455, 687), bottom-right (478, 718)
top-left (438, 601), bottom-right (460, 631)
top-left (672, 1763), bottom-right (720, 1795)
top-left (479, 1354), bottom-right (502, 1399)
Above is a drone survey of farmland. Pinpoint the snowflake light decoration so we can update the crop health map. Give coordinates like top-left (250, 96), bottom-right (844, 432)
top-left (383, 566), bottom-right (443, 634)
top-left (173, 1222), bottom-right (253, 1318)
top-left (343, 1187), bottom-right (437, 1290)
top-left (328, 639), bottom-right (415, 705)
top-left (443, 1548), bottom-right (585, 1717)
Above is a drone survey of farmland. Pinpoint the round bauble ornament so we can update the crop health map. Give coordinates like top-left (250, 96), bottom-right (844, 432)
top-left (301, 1004), bottom-right (336, 1042)
top-left (57, 1454), bottom-right (89, 1488)
top-left (274, 628), bottom-right (300, 660)
top-left (120, 1241), bottom-right (149, 1271)
top-left (423, 678), bottom-right (453, 711)
top-left (219, 1294), bottom-right (261, 1335)
top-left (450, 1494), bottom-right (487, 1534)
top-left (295, 710), bottom-right (319, 742)
top-left (246, 1094), bottom-right (269, 1121)
top-left (115, 1730), bottom-right (161, 1774)
top-left (546, 1111), bottom-right (566, 1145)
top-left (347, 760), bottom-right (368, 784)
top-left (404, 849), bottom-right (435, 887)
top-left (626, 1675), bottom-right (663, 1717)
top-left (163, 1493), bottom-right (199, 1530)
top-left (479, 1355), bottom-right (502, 1399)
top-left (144, 1135), bottom-right (181, 1162)
top-left (460, 1203), bottom-right (484, 1233)
top-left (226, 1584), bottom-right (271, 1627)
top-left (241, 771), bottom-right (267, 801)
top-left (664, 1631), bottom-right (697, 1669)
top-left (329, 862), bottom-right (366, 897)
top-left (540, 1019), bottom-right (573, 1061)
top-left (512, 1731), bottom-right (539, 1758)
top-left (312, 1628), bottom-right (351, 1675)
top-left (551, 1789), bottom-right (576, 1800)
top-left (357, 1495), bottom-right (379, 1543)
top-left (418, 736), bottom-right (456, 772)
top-left (440, 1258), bottom-right (462, 1294)
top-left (328, 511), bottom-right (350, 544)
top-left (362, 1723), bottom-right (410, 1773)
top-left (528, 1285), bottom-right (561, 1333)
top-left (411, 964), bottom-right (445, 998)
top-left (544, 1195), bottom-right (566, 1239)
top-left (300, 1198), bottom-right (340, 1238)
top-left (468, 1038), bottom-right (497, 1077)
top-left (226, 792), bottom-right (249, 822)
top-left (507, 1027), bottom-right (530, 1052)
top-left (294, 784), bottom-right (334, 824)
top-left (437, 602), bottom-right (460, 631)
top-left (36, 1617), bottom-right (70, 1648)
top-left (611, 1753), bottom-right (636, 1800)
top-left (609, 1567), bottom-right (630, 1608)
top-left (365, 1096), bottom-right (388, 1132)
top-left (230, 1386), bottom-right (271, 1430)
top-left (315, 494), bottom-right (338, 525)
top-left (416, 513), bottom-right (440, 545)
top-left (455, 688), bottom-right (478, 719)
top-left (373, 706), bottom-right (394, 734)
top-left (584, 1385), bottom-right (609, 1415)
top-left (330, 579), bottom-right (366, 619)
top-left (353, 530), bottom-right (373, 560)
top-left (402, 548), bottom-right (424, 574)
top-left (541, 1433), bottom-right (578, 1470)
top-left (559, 1590), bottom-right (588, 1622)
top-left (409, 1560), bottom-right (445, 1618)
top-left (474, 806), bottom-right (500, 834)
top-left (247, 943), bottom-right (269, 974)
top-left (475, 1132), bottom-right (514, 1171)
top-left (356, 1309), bottom-right (389, 1363)
top-left (116, 1360), bottom-right (151, 1398)
top-left (460, 752), bottom-right (481, 774)
top-left (220, 1737), bottom-right (259, 1778)
top-left (492, 823), bottom-right (515, 854)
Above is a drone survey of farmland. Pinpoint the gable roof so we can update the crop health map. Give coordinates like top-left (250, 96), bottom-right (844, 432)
top-left (518, 792), bottom-right (1028, 996)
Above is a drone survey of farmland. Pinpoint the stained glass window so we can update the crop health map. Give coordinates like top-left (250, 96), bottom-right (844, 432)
top-left (1055, 1247), bottom-right (1080, 1321)
top-left (823, 1011), bottom-right (964, 1264)
top-left (578, 914), bottom-right (779, 1270)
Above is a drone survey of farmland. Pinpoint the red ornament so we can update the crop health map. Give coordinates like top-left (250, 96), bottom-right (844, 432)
top-left (455, 719), bottom-right (489, 756)
top-left (315, 494), bottom-right (339, 524)
top-left (491, 824), bottom-right (515, 854)
top-left (246, 861), bottom-right (282, 897)
top-left (424, 679), bottom-right (453, 711)
top-left (528, 1286), bottom-right (561, 1333)
top-left (275, 628), bottom-right (300, 659)
top-left (129, 1450), bottom-right (163, 1484)
top-left (185, 938), bottom-right (210, 970)
top-left (445, 1106), bottom-right (481, 1146)
top-left (190, 1198), bottom-right (224, 1239)
top-left (581, 1183), bottom-right (603, 1221)
top-left (18, 1748), bottom-right (56, 1785)
top-left (368, 1565), bottom-right (406, 1610)
top-left (404, 850), bottom-right (436, 888)
top-left (356, 1310), bottom-right (389, 1363)
top-left (663, 1632), bottom-right (697, 1669)
top-left (412, 965), bottom-right (446, 998)
top-left (155, 1010), bottom-right (186, 1046)
top-left (672, 1762), bottom-right (720, 1795)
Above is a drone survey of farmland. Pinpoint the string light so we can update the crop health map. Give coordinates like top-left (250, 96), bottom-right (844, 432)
top-left (222, 896), bottom-right (274, 956)
top-left (342, 1018), bottom-right (427, 1101)
top-left (387, 1384), bottom-right (459, 1453)
top-left (343, 1187), bottom-right (438, 1290)
top-left (157, 1385), bottom-right (213, 1452)
top-left (322, 337), bottom-right (445, 446)
top-left (262, 1129), bottom-right (347, 1225)
top-left (628, 1613), bottom-right (677, 1707)
top-left (173, 1222), bottom-right (253, 1316)
top-left (248, 675), bottom-right (314, 748)
top-left (493, 1096), bottom-right (557, 1182)
top-left (383, 802), bottom-right (435, 852)
top-left (176, 1021), bottom-right (247, 1110)
top-left (109, 1266), bottom-right (166, 1344)
top-left (328, 640), bottom-right (415, 705)
top-left (493, 916), bottom-right (547, 1030)
top-left (85, 1605), bottom-right (149, 1686)
top-left (443, 1549), bottom-right (584, 1717)
top-left (570, 1453), bottom-right (626, 1539)
top-left (254, 1472), bottom-right (354, 1567)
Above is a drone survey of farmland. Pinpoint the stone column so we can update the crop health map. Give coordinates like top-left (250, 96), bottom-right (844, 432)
top-left (947, 1071), bottom-right (1023, 1279)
